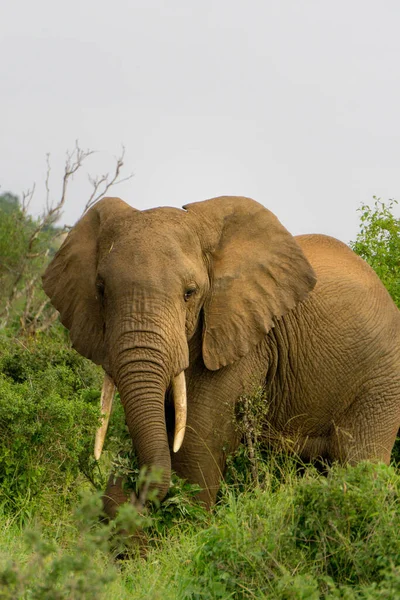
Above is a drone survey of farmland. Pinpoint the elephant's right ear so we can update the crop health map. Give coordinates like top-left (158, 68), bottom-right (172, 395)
top-left (42, 197), bottom-right (134, 365)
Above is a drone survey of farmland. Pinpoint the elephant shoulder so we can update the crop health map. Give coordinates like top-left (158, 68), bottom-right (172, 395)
top-left (295, 234), bottom-right (379, 282)
top-left (295, 234), bottom-right (400, 327)
top-left (295, 233), bottom-right (353, 257)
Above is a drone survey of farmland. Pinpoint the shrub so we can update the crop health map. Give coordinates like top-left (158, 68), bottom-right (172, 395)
top-left (351, 198), bottom-right (400, 308)
top-left (0, 493), bottom-right (116, 600)
top-left (180, 462), bottom-right (400, 599)
top-left (291, 462), bottom-right (400, 585)
top-left (0, 333), bottom-right (102, 522)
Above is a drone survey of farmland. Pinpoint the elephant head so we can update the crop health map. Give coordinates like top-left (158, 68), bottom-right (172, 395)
top-left (42, 196), bottom-right (316, 504)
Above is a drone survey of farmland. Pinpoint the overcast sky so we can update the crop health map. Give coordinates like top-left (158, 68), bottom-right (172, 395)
top-left (1, 1), bottom-right (400, 242)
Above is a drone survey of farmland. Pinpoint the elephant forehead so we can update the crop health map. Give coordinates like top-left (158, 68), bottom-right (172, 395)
top-left (98, 208), bottom-right (204, 281)
top-left (117, 207), bottom-right (193, 241)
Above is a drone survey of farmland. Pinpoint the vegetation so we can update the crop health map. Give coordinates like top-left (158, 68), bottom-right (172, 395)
top-left (0, 190), bottom-right (61, 332)
top-left (0, 333), bottom-right (102, 523)
top-left (351, 197), bottom-right (400, 307)
top-left (1, 452), bottom-right (399, 598)
top-left (0, 184), bottom-right (399, 598)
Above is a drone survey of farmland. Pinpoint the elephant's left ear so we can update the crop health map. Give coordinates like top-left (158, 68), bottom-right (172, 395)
top-left (184, 196), bottom-right (317, 371)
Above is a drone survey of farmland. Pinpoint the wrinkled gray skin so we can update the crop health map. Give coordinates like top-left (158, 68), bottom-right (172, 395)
top-left (43, 196), bottom-right (400, 516)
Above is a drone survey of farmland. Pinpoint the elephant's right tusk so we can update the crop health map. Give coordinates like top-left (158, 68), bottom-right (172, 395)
top-left (94, 373), bottom-right (116, 460)
top-left (172, 371), bottom-right (187, 453)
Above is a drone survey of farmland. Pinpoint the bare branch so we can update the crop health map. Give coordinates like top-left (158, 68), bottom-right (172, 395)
top-left (45, 153), bottom-right (51, 213)
top-left (1, 142), bottom-right (132, 332)
top-left (21, 184), bottom-right (36, 216)
top-left (42, 141), bottom-right (94, 228)
top-left (31, 297), bottom-right (51, 324)
top-left (32, 310), bottom-right (59, 333)
top-left (83, 146), bottom-right (133, 214)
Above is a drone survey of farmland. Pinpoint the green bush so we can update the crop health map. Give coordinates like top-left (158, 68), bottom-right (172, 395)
top-left (0, 493), bottom-right (116, 600)
top-left (0, 333), bottom-right (102, 522)
top-left (351, 198), bottom-right (400, 308)
top-left (1, 461), bottom-right (399, 599)
top-left (292, 462), bottom-right (400, 585)
top-left (0, 192), bottom-right (63, 332)
top-left (179, 462), bottom-right (400, 599)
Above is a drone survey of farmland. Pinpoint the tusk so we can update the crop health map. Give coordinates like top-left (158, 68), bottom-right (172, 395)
top-left (94, 373), bottom-right (116, 460)
top-left (172, 371), bottom-right (187, 453)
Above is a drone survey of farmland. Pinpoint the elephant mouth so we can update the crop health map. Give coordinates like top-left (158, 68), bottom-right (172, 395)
top-left (94, 371), bottom-right (187, 461)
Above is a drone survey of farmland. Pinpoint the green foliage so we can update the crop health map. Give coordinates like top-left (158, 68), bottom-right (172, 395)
top-left (0, 494), bottom-right (116, 599)
top-left (0, 333), bottom-right (102, 522)
top-left (169, 462), bottom-right (400, 599)
top-left (292, 462), bottom-right (400, 585)
top-left (0, 192), bottom-right (19, 215)
top-left (0, 194), bottom-right (32, 281)
top-left (351, 197), bottom-right (400, 307)
top-left (106, 420), bottom-right (208, 535)
top-left (106, 461), bottom-right (399, 599)
top-left (0, 192), bottom-right (63, 332)
top-left (0, 347), bottom-right (399, 598)
top-left (1, 461), bottom-right (399, 599)
top-left (152, 476), bottom-right (208, 535)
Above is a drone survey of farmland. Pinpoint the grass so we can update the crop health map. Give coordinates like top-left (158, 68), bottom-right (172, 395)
top-left (0, 456), bottom-right (399, 599)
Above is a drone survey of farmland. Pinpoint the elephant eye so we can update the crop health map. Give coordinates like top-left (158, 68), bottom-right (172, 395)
top-left (184, 287), bottom-right (196, 302)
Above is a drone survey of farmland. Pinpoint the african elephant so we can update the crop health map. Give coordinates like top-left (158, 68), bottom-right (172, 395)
top-left (42, 196), bottom-right (400, 515)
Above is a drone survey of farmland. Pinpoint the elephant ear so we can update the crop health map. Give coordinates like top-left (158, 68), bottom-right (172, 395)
top-left (42, 197), bottom-right (135, 365)
top-left (184, 196), bottom-right (317, 371)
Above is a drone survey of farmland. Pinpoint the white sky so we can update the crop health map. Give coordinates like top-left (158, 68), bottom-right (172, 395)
top-left (1, 0), bottom-right (400, 243)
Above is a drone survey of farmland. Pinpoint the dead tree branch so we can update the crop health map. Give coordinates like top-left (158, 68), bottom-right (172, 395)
top-left (21, 184), bottom-right (36, 216)
top-left (0, 142), bottom-right (132, 332)
top-left (83, 146), bottom-right (133, 214)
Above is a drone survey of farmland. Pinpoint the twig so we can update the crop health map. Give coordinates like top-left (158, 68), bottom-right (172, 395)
top-left (21, 185), bottom-right (36, 216)
top-left (83, 146), bottom-right (133, 214)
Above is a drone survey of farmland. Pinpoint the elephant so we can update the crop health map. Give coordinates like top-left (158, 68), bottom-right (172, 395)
top-left (42, 195), bottom-right (400, 516)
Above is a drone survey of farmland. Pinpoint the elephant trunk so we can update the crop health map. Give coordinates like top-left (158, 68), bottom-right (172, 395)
top-left (109, 317), bottom-right (188, 504)
top-left (119, 365), bottom-right (171, 499)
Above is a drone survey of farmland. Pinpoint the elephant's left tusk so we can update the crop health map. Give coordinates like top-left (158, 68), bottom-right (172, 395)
top-left (172, 371), bottom-right (187, 453)
top-left (94, 373), bottom-right (116, 460)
